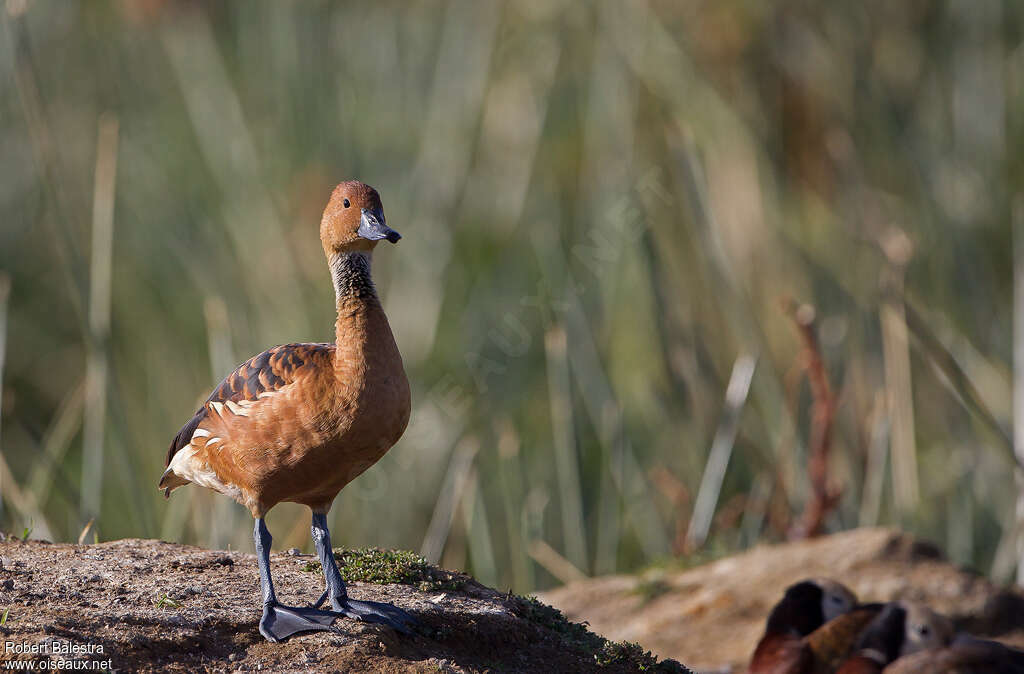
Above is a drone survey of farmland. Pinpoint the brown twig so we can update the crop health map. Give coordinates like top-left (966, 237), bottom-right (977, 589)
top-left (784, 299), bottom-right (842, 539)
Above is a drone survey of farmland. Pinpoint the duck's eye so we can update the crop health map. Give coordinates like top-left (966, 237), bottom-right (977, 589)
top-left (343, 198), bottom-right (351, 208)
top-left (917, 625), bottom-right (930, 637)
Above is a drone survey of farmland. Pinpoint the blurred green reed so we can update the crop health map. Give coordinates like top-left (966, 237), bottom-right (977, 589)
top-left (0, 1), bottom-right (1022, 592)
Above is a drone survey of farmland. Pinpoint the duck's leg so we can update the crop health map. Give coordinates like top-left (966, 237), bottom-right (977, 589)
top-left (254, 517), bottom-right (338, 642)
top-left (310, 511), bottom-right (417, 634)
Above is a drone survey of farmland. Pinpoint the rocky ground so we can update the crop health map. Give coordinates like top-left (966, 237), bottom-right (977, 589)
top-left (539, 527), bottom-right (1024, 673)
top-left (0, 537), bottom-right (687, 673)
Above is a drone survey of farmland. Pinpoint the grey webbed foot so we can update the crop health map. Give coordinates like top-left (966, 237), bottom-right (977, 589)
top-left (259, 601), bottom-right (339, 642)
top-left (310, 592), bottom-right (417, 634)
top-left (332, 597), bottom-right (418, 634)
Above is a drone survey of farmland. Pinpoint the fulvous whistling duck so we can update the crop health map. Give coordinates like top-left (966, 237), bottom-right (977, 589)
top-left (159, 180), bottom-right (414, 641)
top-left (836, 602), bottom-right (1024, 674)
top-left (748, 578), bottom-right (882, 674)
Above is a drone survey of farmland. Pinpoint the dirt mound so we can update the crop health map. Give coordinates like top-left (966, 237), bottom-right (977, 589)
top-left (539, 527), bottom-right (1024, 673)
top-left (0, 537), bottom-right (689, 673)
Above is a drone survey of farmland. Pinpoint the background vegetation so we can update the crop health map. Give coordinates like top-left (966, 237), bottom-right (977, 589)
top-left (1, 0), bottom-right (1022, 593)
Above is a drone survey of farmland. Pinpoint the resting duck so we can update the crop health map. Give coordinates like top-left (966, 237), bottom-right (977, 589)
top-left (835, 601), bottom-right (953, 673)
top-left (838, 602), bottom-right (1024, 674)
top-left (159, 180), bottom-right (414, 641)
top-left (748, 578), bottom-right (882, 674)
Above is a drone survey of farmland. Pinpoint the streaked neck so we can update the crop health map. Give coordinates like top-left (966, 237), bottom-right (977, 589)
top-left (330, 251), bottom-right (376, 303)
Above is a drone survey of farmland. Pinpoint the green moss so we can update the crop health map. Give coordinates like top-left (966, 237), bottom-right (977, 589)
top-left (514, 595), bottom-right (596, 646)
top-left (513, 596), bottom-right (690, 672)
top-left (599, 642), bottom-right (688, 672)
top-left (334, 548), bottom-right (430, 584)
top-left (301, 548), bottom-right (466, 592)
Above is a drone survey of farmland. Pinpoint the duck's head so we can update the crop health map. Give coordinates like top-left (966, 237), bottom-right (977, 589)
top-left (816, 578), bottom-right (858, 623)
top-left (853, 601), bottom-right (953, 665)
top-left (897, 601), bottom-right (953, 656)
top-left (766, 578), bottom-right (857, 637)
top-left (320, 180), bottom-right (400, 256)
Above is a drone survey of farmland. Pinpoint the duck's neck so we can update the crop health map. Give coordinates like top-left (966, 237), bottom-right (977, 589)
top-left (330, 251), bottom-right (377, 302)
top-left (330, 251), bottom-right (380, 379)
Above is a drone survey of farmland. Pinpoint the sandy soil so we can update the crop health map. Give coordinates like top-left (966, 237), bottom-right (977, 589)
top-left (0, 537), bottom-right (687, 673)
top-left (539, 527), bottom-right (1024, 673)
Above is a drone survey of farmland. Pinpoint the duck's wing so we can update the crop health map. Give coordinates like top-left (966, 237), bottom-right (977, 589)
top-left (748, 632), bottom-right (813, 674)
top-left (164, 342), bottom-right (334, 470)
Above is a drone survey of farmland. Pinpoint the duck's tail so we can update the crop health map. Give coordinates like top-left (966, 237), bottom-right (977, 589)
top-left (158, 467), bottom-right (190, 498)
